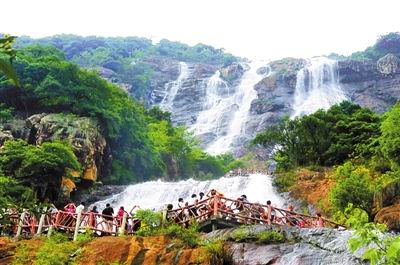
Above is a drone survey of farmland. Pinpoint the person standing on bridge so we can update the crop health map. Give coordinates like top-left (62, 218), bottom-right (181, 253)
top-left (266, 200), bottom-right (276, 225)
top-left (102, 203), bottom-right (114, 233)
top-left (76, 202), bottom-right (85, 214)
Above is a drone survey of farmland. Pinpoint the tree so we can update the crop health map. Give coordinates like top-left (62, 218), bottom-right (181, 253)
top-left (329, 162), bottom-right (374, 213)
top-left (0, 34), bottom-right (20, 86)
top-left (0, 140), bottom-right (80, 202)
top-left (380, 103), bottom-right (400, 169)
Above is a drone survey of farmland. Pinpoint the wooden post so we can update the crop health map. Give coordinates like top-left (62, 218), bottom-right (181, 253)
top-left (213, 195), bottom-right (218, 217)
top-left (118, 212), bottom-right (128, 236)
top-left (35, 214), bottom-right (46, 237)
top-left (162, 205), bottom-right (168, 227)
top-left (73, 212), bottom-right (82, 241)
top-left (35, 207), bottom-right (48, 238)
top-left (47, 225), bottom-right (54, 238)
top-left (15, 211), bottom-right (26, 240)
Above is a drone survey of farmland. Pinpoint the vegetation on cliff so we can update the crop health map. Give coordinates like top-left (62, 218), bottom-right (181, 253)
top-left (254, 101), bottom-right (400, 223)
top-left (0, 37), bottom-right (236, 206)
top-left (350, 32), bottom-right (400, 61)
top-left (14, 35), bottom-right (238, 100)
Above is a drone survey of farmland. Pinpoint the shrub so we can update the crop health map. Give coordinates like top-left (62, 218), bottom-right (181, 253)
top-left (134, 209), bottom-right (162, 236)
top-left (34, 233), bottom-right (80, 265)
top-left (273, 171), bottom-right (297, 192)
top-left (161, 223), bottom-right (201, 248)
top-left (230, 226), bottom-right (253, 242)
top-left (329, 162), bottom-right (374, 214)
top-left (255, 230), bottom-right (286, 244)
top-left (203, 240), bottom-right (233, 265)
top-left (333, 203), bottom-right (369, 229)
top-left (348, 222), bottom-right (400, 265)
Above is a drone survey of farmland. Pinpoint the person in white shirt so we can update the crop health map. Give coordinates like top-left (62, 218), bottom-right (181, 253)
top-left (76, 202), bottom-right (85, 214)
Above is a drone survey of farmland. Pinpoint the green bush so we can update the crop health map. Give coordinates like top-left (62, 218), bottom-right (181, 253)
top-left (161, 223), bottom-right (201, 248)
top-left (273, 171), bottom-right (297, 192)
top-left (348, 222), bottom-right (400, 265)
top-left (255, 230), bottom-right (286, 244)
top-left (134, 209), bottom-right (162, 237)
top-left (203, 239), bottom-right (233, 265)
top-left (333, 203), bottom-right (369, 228)
top-left (230, 226), bottom-right (252, 242)
top-left (34, 233), bottom-right (80, 265)
top-left (329, 162), bottom-right (374, 213)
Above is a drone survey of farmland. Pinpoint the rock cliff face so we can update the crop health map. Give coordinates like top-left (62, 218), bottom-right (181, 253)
top-left (206, 225), bottom-right (361, 265)
top-left (142, 54), bottom-right (400, 155)
top-left (246, 58), bottom-right (306, 136)
top-left (338, 55), bottom-right (400, 113)
top-left (146, 57), bottom-right (217, 126)
top-left (0, 113), bottom-right (106, 183)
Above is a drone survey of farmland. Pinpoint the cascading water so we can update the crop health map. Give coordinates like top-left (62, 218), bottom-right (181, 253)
top-left (160, 62), bottom-right (190, 111)
top-left (196, 61), bottom-right (266, 155)
top-left (94, 173), bottom-right (284, 211)
top-left (190, 71), bottom-right (231, 139)
top-left (292, 57), bottom-right (347, 117)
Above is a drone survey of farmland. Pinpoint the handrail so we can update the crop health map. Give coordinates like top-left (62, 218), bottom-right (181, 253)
top-left (0, 210), bottom-right (142, 238)
top-left (166, 195), bottom-right (345, 229)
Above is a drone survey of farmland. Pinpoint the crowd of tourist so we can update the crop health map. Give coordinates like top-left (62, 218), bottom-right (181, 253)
top-left (1, 188), bottom-right (326, 237)
top-left (167, 189), bottom-right (326, 228)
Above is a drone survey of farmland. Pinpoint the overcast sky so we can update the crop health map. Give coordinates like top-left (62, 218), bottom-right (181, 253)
top-left (1, 0), bottom-right (399, 60)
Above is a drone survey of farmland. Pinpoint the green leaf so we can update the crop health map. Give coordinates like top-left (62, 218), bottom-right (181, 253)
top-left (0, 58), bottom-right (20, 86)
top-left (387, 239), bottom-right (400, 259)
top-left (348, 237), bottom-right (364, 252)
top-left (362, 248), bottom-right (380, 265)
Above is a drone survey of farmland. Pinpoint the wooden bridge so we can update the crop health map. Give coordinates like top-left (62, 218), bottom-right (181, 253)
top-left (166, 195), bottom-right (344, 232)
top-left (0, 210), bottom-right (140, 240)
top-left (0, 195), bottom-right (344, 240)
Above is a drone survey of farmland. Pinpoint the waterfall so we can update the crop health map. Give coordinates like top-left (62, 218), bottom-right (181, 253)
top-left (192, 61), bottom-right (265, 155)
top-left (94, 173), bottom-right (284, 211)
top-left (160, 62), bottom-right (190, 111)
top-left (292, 57), bottom-right (347, 117)
top-left (190, 70), bottom-right (231, 138)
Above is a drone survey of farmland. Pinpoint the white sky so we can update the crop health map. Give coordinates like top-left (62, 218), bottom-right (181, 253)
top-left (1, 0), bottom-right (399, 60)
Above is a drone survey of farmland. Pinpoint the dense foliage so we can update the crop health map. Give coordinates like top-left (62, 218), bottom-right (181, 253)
top-left (0, 35), bottom-right (20, 86)
top-left (15, 35), bottom-right (238, 100)
top-left (0, 41), bottom-right (236, 205)
top-left (253, 101), bottom-right (380, 169)
top-left (255, 101), bottom-right (400, 218)
top-left (0, 140), bottom-right (80, 202)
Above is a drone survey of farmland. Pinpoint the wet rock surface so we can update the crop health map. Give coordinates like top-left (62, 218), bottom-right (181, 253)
top-left (206, 225), bottom-right (362, 265)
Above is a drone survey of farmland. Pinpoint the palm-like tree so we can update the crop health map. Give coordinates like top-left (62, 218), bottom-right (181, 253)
top-left (0, 35), bottom-right (20, 87)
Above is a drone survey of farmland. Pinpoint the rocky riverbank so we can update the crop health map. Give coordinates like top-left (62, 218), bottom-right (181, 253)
top-left (0, 225), bottom-right (363, 265)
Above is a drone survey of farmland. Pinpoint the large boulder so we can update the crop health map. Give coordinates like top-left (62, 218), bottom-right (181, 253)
top-left (377, 53), bottom-right (400, 75)
top-left (1, 113), bottom-right (107, 182)
top-left (374, 204), bottom-right (400, 231)
top-left (372, 179), bottom-right (400, 214)
top-left (206, 225), bottom-right (361, 265)
top-left (220, 63), bottom-right (246, 85)
top-left (26, 113), bottom-right (106, 182)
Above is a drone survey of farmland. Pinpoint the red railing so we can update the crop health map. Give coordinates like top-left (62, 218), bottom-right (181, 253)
top-left (167, 195), bottom-right (344, 229)
top-left (1, 210), bottom-right (141, 238)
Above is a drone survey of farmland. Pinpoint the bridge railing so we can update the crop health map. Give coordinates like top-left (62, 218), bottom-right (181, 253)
top-left (0, 210), bottom-right (142, 239)
top-left (166, 195), bottom-right (344, 229)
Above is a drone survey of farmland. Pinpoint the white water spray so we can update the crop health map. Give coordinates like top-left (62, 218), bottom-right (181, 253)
top-left (199, 61), bottom-right (265, 155)
top-left (94, 174), bottom-right (284, 211)
top-left (292, 57), bottom-right (347, 117)
top-left (160, 62), bottom-right (190, 111)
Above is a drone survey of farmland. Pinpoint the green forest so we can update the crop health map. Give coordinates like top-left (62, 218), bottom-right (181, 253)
top-left (0, 36), bottom-right (239, 208)
top-left (14, 35), bottom-right (238, 100)
top-left (254, 101), bottom-right (399, 216)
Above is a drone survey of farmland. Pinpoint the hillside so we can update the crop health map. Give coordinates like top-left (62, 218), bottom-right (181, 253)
top-left (0, 38), bottom-right (240, 207)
